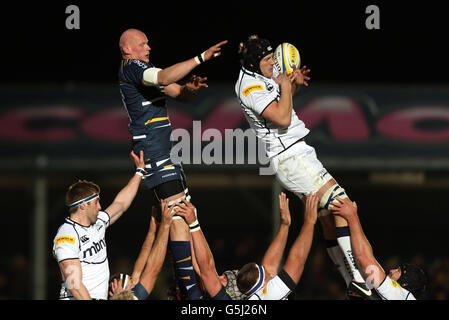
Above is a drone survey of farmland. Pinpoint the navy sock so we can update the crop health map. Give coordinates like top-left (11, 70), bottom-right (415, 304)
top-left (335, 226), bottom-right (350, 238)
top-left (169, 241), bottom-right (203, 300)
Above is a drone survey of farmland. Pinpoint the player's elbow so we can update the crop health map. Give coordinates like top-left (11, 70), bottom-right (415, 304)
top-left (273, 116), bottom-right (291, 128)
top-left (143, 67), bottom-right (165, 86)
top-left (280, 117), bottom-right (291, 128)
top-left (155, 70), bottom-right (173, 87)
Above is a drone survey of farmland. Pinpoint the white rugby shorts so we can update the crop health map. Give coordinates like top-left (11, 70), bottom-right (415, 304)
top-left (271, 141), bottom-right (333, 199)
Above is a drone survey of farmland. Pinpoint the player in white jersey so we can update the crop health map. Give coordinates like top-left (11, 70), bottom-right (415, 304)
top-left (235, 35), bottom-right (374, 299)
top-left (236, 193), bottom-right (318, 300)
top-left (330, 197), bottom-right (427, 300)
top-left (52, 150), bottom-right (145, 300)
top-left (175, 192), bottom-right (317, 300)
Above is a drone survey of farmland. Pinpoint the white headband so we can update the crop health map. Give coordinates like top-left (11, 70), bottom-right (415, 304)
top-left (245, 264), bottom-right (265, 296)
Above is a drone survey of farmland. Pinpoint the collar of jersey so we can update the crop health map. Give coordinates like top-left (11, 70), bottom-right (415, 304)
top-left (242, 67), bottom-right (268, 81)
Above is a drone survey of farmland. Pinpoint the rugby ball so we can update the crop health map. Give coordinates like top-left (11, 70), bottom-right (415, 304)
top-left (273, 43), bottom-right (301, 75)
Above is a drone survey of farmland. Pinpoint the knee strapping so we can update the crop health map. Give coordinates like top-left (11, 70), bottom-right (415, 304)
top-left (168, 188), bottom-right (194, 220)
top-left (319, 184), bottom-right (348, 210)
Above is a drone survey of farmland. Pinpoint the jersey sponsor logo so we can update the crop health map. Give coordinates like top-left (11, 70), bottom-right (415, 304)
top-left (56, 236), bottom-right (75, 245)
top-left (132, 59), bottom-right (148, 69)
top-left (82, 238), bottom-right (106, 259)
top-left (162, 172), bottom-right (177, 179)
top-left (261, 287), bottom-right (267, 296)
top-left (242, 85), bottom-right (263, 97)
top-left (80, 235), bottom-right (89, 243)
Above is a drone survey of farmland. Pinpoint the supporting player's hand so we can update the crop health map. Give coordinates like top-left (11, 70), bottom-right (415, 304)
top-left (109, 277), bottom-right (134, 297)
top-left (130, 150), bottom-right (145, 170)
top-left (330, 197), bottom-right (358, 220)
top-left (173, 198), bottom-right (197, 225)
top-left (149, 206), bottom-right (159, 233)
top-left (160, 199), bottom-right (176, 227)
top-left (278, 192), bottom-right (291, 227)
top-left (203, 40), bottom-right (228, 61)
top-left (186, 75), bottom-right (208, 90)
top-left (304, 193), bottom-right (319, 225)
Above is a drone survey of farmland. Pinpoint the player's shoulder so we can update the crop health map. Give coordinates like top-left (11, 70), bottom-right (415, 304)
top-left (97, 211), bottom-right (110, 226)
top-left (238, 68), bottom-right (275, 98)
top-left (54, 220), bottom-right (78, 245)
top-left (55, 219), bottom-right (77, 234)
top-left (238, 77), bottom-right (266, 97)
top-left (123, 59), bottom-right (151, 70)
top-left (376, 275), bottom-right (415, 300)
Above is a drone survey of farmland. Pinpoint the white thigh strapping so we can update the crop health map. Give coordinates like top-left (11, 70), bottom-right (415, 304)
top-left (271, 142), bottom-right (333, 198)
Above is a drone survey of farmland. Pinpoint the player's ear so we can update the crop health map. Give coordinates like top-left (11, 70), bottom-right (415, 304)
top-left (122, 45), bottom-right (131, 56)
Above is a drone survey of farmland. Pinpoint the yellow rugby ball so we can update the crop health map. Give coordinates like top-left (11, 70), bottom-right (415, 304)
top-left (273, 43), bottom-right (301, 75)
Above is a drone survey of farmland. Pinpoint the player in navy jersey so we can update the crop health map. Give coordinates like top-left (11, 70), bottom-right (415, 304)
top-left (118, 28), bottom-right (227, 299)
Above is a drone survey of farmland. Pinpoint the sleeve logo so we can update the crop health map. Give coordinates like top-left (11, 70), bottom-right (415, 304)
top-left (242, 85), bottom-right (263, 97)
top-left (390, 278), bottom-right (402, 289)
top-left (56, 236), bottom-right (75, 245)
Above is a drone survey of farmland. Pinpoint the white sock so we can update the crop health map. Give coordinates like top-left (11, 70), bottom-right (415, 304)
top-left (326, 245), bottom-right (353, 286)
top-left (336, 227), bottom-right (365, 284)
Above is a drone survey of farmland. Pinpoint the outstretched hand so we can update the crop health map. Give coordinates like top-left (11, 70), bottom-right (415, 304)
top-left (130, 150), bottom-right (145, 169)
top-left (278, 192), bottom-right (291, 227)
top-left (289, 65), bottom-right (311, 87)
top-left (149, 206), bottom-right (158, 231)
top-left (186, 75), bottom-right (208, 90)
top-left (109, 277), bottom-right (134, 297)
top-left (203, 40), bottom-right (228, 61)
top-left (304, 193), bottom-right (319, 225)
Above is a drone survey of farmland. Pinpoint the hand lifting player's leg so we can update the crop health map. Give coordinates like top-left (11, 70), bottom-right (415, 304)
top-left (164, 191), bottom-right (203, 300)
top-left (313, 179), bottom-right (373, 299)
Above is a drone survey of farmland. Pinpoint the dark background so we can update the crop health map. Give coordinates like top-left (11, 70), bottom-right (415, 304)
top-left (2, 1), bottom-right (449, 85)
top-left (1, 1), bottom-right (449, 302)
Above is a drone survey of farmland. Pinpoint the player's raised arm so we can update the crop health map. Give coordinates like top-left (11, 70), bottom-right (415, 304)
top-left (261, 193), bottom-right (291, 280)
top-left (106, 150), bottom-right (145, 225)
top-left (144, 40), bottom-right (228, 87)
top-left (175, 199), bottom-right (224, 298)
top-left (131, 206), bottom-right (158, 283)
top-left (131, 200), bottom-right (176, 299)
top-left (330, 198), bottom-right (386, 287)
top-left (282, 193), bottom-right (318, 284)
